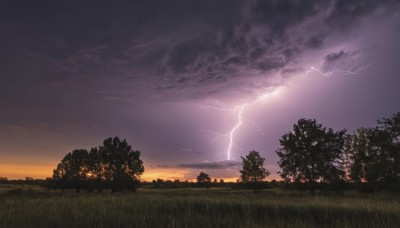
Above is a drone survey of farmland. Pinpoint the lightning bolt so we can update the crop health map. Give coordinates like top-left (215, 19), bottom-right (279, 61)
top-left (201, 59), bottom-right (370, 161)
top-left (305, 58), bottom-right (370, 77)
top-left (200, 104), bottom-right (246, 159)
top-left (226, 105), bottom-right (245, 160)
top-left (201, 91), bottom-right (278, 160)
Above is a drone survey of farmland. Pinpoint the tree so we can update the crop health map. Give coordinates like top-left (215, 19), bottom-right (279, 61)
top-left (51, 136), bottom-right (145, 192)
top-left (0, 177), bottom-right (8, 184)
top-left (345, 113), bottom-right (400, 187)
top-left (342, 113), bottom-right (400, 191)
top-left (196, 171), bottom-right (211, 188)
top-left (52, 149), bottom-right (89, 192)
top-left (373, 112), bottom-right (400, 184)
top-left (99, 137), bottom-right (144, 192)
top-left (240, 150), bottom-right (270, 193)
top-left (344, 128), bottom-right (374, 183)
top-left (276, 118), bottom-right (347, 195)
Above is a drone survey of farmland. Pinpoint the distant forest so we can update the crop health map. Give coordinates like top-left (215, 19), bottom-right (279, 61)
top-left (1, 112), bottom-right (399, 194)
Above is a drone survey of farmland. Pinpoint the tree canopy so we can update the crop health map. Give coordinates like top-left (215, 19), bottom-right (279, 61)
top-left (240, 150), bottom-right (269, 192)
top-left (276, 118), bottom-right (346, 194)
top-left (52, 137), bottom-right (144, 192)
top-left (345, 113), bottom-right (400, 186)
top-left (197, 171), bottom-right (211, 188)
top-left (53, 149), bottom-right (89, 192)
top-left (99, 137), bottom-right (144, 192)
top-left (344, 128), bottom-right (375, 183)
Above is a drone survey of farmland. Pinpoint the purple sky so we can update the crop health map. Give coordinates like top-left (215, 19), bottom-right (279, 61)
top-left (1, 0), bottom-right (400, 180)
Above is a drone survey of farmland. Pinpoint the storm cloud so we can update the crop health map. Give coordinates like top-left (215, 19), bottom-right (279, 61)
top-left (1, 0), bottom-right (399, 179)
top-left (2, 0), bottom-right (398, 102)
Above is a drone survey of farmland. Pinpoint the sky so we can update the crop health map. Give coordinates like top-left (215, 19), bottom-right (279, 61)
top-left (1, 0), bottom-right (400, 181)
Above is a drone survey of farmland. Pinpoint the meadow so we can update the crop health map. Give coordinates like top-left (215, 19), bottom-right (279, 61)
top-left (1, 185), bottom-right (400, 228)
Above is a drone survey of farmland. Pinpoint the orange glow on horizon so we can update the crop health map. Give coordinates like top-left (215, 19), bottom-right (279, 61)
top-left (0, 162), bottom-right (246, 181)
top-left (0, 162), bottom-right (280, 182)
top-left (141, 167), bottom-right (191, 181)
top-left (0, 163), bottom-right (55, 179)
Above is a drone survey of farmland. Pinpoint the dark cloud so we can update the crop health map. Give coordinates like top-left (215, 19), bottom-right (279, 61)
top-left (167, 35), bottom-right (214, 72)
top-left (305, 35), bottom-right (325, 49)
top-left (325, 0), bottom-right (399, 29)
top-left (251, 0), bottom-right (328, 30)
top-left (2, 0), bottom-right (397, 103)
top-left (325, 51), bottom-right (348, 63)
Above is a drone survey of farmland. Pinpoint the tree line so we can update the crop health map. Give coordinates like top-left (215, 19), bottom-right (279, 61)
top-left (23, 111), bottom-right (400, 194)
top-left (276, 112), bottom-right (400, 194)
top-left (193, 112), bottom-right (400, 194)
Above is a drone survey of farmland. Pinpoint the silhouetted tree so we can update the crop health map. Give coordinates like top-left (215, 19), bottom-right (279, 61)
top-left (151, 179), bottom-right (165, 188)
top-left (0, 177), bottom-right (8, 184)
top-left (344, 128), bottom-right (374, 183)
top-left (52, 149), bottom-right (89, 192)
top-left (240, 150), bottom-right (270, 193)
top-left (197, 171), bottom-right (211, 188)
top-left (373, 112), bottom-right (400, 184)
top-left (173, 179), bottom-right (180, 188)
top-left (99, 137), bottom-right (144, 192)
top-left (342, 113), bottom-right (400, 192)
top-left (52, 137), bottom-right (145, 192)
top-left (276, 118), bottom-right (347, 195)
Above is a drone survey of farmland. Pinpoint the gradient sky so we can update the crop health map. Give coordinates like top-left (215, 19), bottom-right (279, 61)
top-left (1, 0), bottom-right (400, 181)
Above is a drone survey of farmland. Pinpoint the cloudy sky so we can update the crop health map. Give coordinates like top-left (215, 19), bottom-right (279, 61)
top-left (1, 0), bottom-right (399, 180)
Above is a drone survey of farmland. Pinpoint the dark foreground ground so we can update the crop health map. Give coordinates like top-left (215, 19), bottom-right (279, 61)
top-left (1, 185), bottom-right (400, 228)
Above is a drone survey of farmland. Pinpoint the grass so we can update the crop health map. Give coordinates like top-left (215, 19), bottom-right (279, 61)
top-left (1, 185), bottom-right (400, 227)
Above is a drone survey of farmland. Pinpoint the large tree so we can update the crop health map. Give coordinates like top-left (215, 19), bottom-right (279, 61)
top-left (344, 113), bottom-right (400, 187)
top-left (52, 149), bottom-right (89, 192)
top-left (373, 112), bottom-right (400, 183)
top-left (276, 118), bottom-right (346, 195)
top-left (240, 150), bottom-right (269, 193)
top-left (196, 171), bottom-right (211, 188)
top-left (98, 137), bottom-right (144, 192)
top-left (344, 128), bottom-right (374, 183)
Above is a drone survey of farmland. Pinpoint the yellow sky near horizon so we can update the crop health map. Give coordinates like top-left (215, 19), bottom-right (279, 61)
top-left (0, 163), bottom-right (238, 181)
top-left (0, 163), bottom-right (55, 180)
top-left (0, 162), bottom-right (280, 182)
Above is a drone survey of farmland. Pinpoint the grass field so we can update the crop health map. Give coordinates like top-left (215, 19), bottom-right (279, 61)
top-left (1, 185), bottom-right (400, 228)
